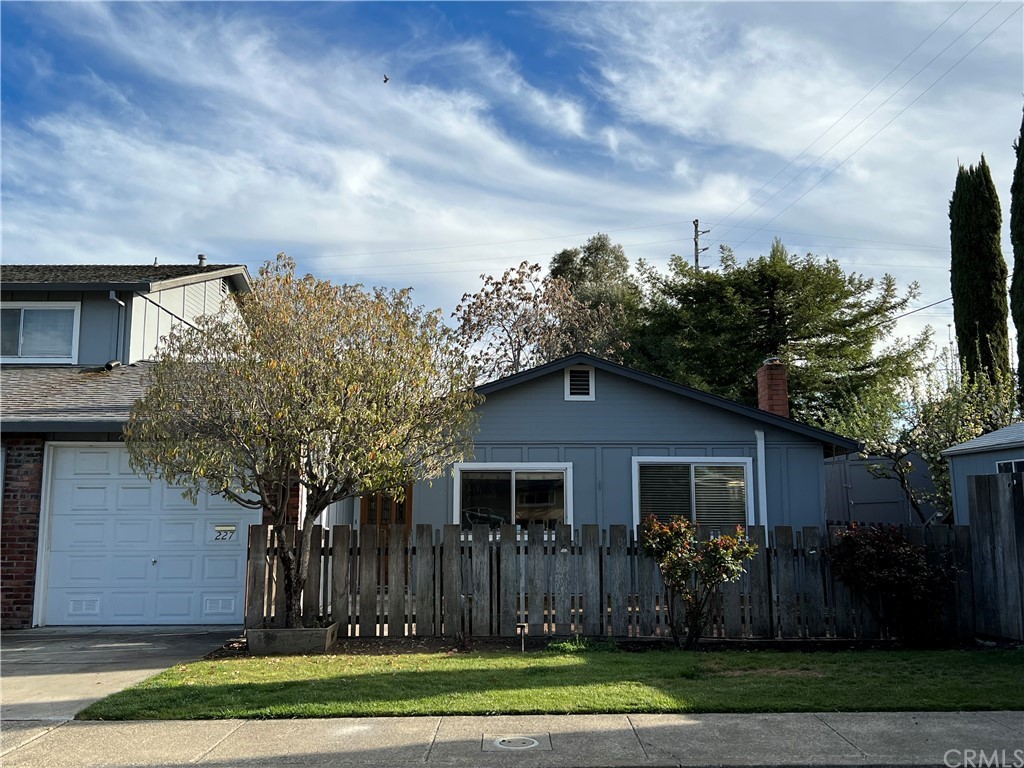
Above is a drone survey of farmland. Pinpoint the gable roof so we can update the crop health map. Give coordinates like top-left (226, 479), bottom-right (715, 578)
top-left (0, 362), bottom-right (153, 432)
top-left (942, 422), bottom-right (1024, 457)
top-left (0, 264), bottom-right (252, 294)
top-left (476, 353), bottom-right (860, 456)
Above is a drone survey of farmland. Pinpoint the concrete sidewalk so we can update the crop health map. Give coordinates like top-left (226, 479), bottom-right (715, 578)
top-left (1, 711), bottom-right (1021, 767)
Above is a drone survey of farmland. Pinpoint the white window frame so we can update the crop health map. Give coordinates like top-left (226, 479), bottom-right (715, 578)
top-left (631, 456), bottom-right (754, 530)
top-left (996, 459), bottom-right (1024, 474)
top-left (453, 462), bottom-right (574, 528)
top-left (564, 365), bottom-right (595, 401)
top-left (1, 301), bottom-right (82, 364)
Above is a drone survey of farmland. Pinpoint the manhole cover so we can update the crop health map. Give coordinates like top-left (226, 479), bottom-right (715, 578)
top-left (494, 737), bottom-right (540, 750)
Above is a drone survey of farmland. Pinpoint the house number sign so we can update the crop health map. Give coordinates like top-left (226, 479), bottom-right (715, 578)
top-left (210, 524), bottom-right (238, 543)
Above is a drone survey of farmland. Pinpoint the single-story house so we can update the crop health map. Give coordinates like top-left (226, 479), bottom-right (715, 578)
top-left (0, 260), bottom-right (258, 628)
top-left (942, 423), bottom-right (1024, 525)
top-left (327, 354), bottom-right (860, 537)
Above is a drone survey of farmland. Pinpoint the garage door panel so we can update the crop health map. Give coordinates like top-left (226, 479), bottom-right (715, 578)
top-left (45, 445), bottom-right (259, 625)
top-left (203, 555), bottom-right (242, 581)
top-left (154, 592), bottom-right (195, 619)
top-left (156, 556), bottom-right (196, 581)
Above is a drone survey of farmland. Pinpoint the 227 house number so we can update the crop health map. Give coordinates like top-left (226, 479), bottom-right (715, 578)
top-left (214, 530), bottom-right (236, 541)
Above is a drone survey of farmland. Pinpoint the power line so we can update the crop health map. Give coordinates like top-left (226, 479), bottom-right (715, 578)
top-left (732, 3), bottom-right (1022, 249)
top-left (708, 0), bottom-right (972, 247)
top-left (723, 2), bottom-right (1006, 250)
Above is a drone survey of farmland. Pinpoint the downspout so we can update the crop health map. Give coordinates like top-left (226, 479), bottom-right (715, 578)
top-left (755, 429), bottom-right (768, 530)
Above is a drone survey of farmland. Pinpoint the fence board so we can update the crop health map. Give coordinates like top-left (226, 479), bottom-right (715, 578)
top-left (245, 525), bottom-right (268, 629)
top-left (827, 526), bottom-right (854, 638)
top-left (607, 526), bottom-right (628, 636)
top-left (303, 525), bottom-right (324, 627)
top-left (388, 525), bottom-right (407, 637)
top-left (721, 578), bottom-right (742, 638)
top-left (499, 524), bottom-right (518, 637)
top-left (582, 525), bottom-right (602, 636)
top-left (472, 524), bottom-right (491, 636)
top-left (359, 525), bottom-right (378, 637)
top-left (413, 525), bottom-right (433, 636)
top-left (927, 525), bottom-right (957, 638)
top-left (774, 527), bottom-right (799, 638)
top-left (332, 526), bottom-right (353, 635)
top-left (748, 526), bottom-right (771, 638)
top-left (554, 524), bottom-right (573, 635)
top-left (637, 546), bottom-right (656, 637)
top-left (802, 527), bottom-right (826, 638)
top-left (433, 529), bottom-right (443, 637)
top-left (442, 525), bottom-right (462, 637)
top-left (527, 525), bottom-right (546, 636)
top-left (954, 525), bottom-right (974, 639)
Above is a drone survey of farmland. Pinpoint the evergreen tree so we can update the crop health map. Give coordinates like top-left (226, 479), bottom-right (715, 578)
top-left (949, 155), bottom-right (1010, 383)
top-left (634, 239), bottom-right (925, 421)
top-left (1010, 109), bottom-right (1024, 404)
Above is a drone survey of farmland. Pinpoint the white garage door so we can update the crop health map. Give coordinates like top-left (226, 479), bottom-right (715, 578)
top-left (44, 445), bottom-right (260, 626)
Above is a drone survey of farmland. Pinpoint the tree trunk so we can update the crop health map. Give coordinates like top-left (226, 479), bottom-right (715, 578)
top-left (276, 526), bottom-right (302, 629)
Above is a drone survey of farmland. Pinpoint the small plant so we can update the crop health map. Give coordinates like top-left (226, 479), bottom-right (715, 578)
top-left (546, 635), bottom-right (619, 653)
top-left (830, 524), bottom-right (955, 643)
top-left (639, 515), bottom-right (758, 650)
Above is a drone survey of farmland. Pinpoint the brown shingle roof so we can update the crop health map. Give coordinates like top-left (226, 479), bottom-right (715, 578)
top-left (0, 363), bottom-right (153, 430)
top-left (0, 264), bottom-right (251, 292)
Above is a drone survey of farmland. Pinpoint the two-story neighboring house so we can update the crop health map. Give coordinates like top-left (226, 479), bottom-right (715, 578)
top-left (1, 260), bottom-right (255, 628)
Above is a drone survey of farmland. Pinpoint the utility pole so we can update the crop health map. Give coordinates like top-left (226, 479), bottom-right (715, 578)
top-left (693, 219), bottom-right (710, 269)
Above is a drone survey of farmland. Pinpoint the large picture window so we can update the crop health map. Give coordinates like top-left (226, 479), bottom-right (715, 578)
top-left (1, 302), bottom-right (81, 363)
top-left (632, 457), bottom-right (753, 533)
top-left (454, 463), bottom-right (572, 530)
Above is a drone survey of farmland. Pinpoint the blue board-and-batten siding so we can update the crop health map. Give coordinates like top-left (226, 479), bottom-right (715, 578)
top-left (410, 366), bottom-right (829, 531)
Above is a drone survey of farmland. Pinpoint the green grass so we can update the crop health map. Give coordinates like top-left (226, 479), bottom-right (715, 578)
top-left (77, 648), bottom-right (1024, 720)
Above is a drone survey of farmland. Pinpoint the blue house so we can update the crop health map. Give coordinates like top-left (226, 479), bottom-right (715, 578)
top-left (329, 354), bottom-right (859, 535)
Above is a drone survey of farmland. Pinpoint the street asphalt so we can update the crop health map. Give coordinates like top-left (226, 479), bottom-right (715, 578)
top-left (1, 627), bottom-right (1021, 767)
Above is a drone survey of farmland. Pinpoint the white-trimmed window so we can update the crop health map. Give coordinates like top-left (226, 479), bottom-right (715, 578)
top-left (996, 459), bottom-right (1024, 474)
top-left (632, 456), bottom-right (753, 533)
top-left (1, 302), bottom-right (81, 364)
top-left (564, 366), bottom-right (595, 401)
top-left (454, 462), bottom-right (573, 530)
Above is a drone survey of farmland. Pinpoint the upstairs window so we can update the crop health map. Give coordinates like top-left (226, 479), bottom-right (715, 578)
top-left (0, 302), bottom-right (81, 364)
top-left (564, 365), bottom-right (595, 401)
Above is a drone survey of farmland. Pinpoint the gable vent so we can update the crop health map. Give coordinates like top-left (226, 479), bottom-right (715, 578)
top-left (565, 366), bottom-right (595, 400)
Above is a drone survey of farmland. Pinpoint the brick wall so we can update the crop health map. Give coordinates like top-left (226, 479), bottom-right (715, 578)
top-left (1, 435), bottom-right (45, 629)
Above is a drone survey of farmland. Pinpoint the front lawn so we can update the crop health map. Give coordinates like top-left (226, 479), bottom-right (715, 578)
top-left (77, 647), bottom-right (1023, 720)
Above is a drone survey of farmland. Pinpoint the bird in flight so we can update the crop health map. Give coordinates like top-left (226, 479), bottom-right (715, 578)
top-left (383, 74), bottom-right (390, 84)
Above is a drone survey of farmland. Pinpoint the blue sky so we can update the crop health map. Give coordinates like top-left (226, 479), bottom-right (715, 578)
top-left (2, 2), bottom-right (1022, 353)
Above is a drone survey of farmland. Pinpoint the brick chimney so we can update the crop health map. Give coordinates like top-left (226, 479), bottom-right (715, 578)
top-left (757, 356), bottom-right (789, 418)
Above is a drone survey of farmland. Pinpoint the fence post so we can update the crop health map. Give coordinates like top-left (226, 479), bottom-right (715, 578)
top-left (413, 524), bottom-right (433, 636)
top-left (527, 524), bottom-right (546, 637)
top-left (774, 527), bottom-right (799, 638)
top-left (499, 524), bottom-right (518, 637)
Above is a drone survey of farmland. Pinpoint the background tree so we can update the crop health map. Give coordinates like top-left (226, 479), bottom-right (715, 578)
top-left (453, 261), bottom-right (628, 381)
top-left (1010, 109), bottom-right (1024, 406)
top-left (549, 232), bottom-right (641, 311)
top-left (126, 255), bottom-right (479, 628)
top-left (633, 239), bottom-right (925, 421)
top-left (949, 155), bottom-right (1010, 384)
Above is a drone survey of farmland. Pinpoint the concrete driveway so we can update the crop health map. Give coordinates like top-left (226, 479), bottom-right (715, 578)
top-left (0, 626), bottom-right (241, 721)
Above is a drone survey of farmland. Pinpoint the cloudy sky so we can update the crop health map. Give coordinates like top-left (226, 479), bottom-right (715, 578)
top-left (2, 1), bottom-right (1022, 355)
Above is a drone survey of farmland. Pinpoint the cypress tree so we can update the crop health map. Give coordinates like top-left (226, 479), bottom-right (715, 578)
top-left (1010, 108), bottom-right (1024, 403)
top-left (949, 155), bottom-right (1010, 383)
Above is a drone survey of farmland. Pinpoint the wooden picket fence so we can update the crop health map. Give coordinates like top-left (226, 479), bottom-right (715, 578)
top-left (245, 523), bottom-right (976, 640)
